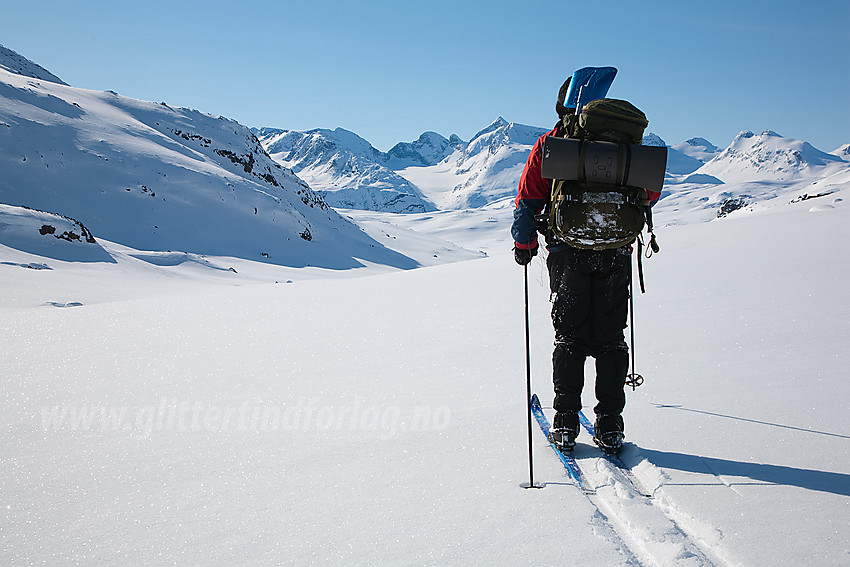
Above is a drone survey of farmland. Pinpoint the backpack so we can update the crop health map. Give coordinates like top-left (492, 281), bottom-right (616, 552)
top-left (540, 98), bottom-right (663, 250)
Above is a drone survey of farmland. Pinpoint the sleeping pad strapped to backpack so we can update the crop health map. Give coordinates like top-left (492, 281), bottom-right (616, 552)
top-left (540, 98), bottom-right (667, 250)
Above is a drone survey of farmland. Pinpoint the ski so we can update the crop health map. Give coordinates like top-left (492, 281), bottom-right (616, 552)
top-left (578, 411), bottom-right (653, 498)
top-left (530, 394), bottom-right (596, 494)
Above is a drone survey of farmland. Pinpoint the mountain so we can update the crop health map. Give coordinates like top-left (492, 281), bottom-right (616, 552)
top-left (258, 116), bottom-right (848, 221)
top-left (673, 137), bottom-right (721, 162)
top-left (256, 127), bottom-right (436, 214)
top-left (442, 118), bottom-right (548, 208)
top-left (385, 131), bottom-right (465, 169)
top-left (643, 133), bottom-right (705, 175)
top-left (256, 119), bottom-right (547, 212)
top-left (0, 43), bottom-right (67, 85)
top-left (391, 118), bottom-right (548, 210)
top-left (668, 136), bottom-right (721, 175)
top-left (695, 130), bottom-right (846, 183)
top-left (642, 132), bottom-right (666, 147)
top-left (656, 130), bottom-right (850, 226)
top-left (831, 143), bottom-right (850, 161)
top-left (0, 50), bottom-right (417, 270)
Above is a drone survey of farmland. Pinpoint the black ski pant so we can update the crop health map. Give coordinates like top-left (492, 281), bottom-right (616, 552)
top-left (547, 246), bottom-right (630, 417)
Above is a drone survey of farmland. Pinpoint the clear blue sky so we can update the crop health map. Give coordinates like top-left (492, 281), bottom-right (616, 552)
top-left (2, 0), bottom-right (848, 151)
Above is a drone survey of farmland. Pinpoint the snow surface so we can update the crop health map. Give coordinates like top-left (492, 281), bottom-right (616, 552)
top-left (2, 175), bottom-right (849, 566)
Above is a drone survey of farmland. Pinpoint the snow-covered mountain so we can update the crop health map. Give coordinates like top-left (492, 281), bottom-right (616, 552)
top-left (257, 119), bottom-right (549, 211)
top-left (392, 117), bottom-right (549, 210)
top-left (641, 133), bottom-right (705, 175)
top-left (385, 131), bottom-right (465, 169)
top-left (0, 48), bottom-right (423, 269)
top-left (0, 44), bottom-right (67, 85)
top-left (255, 111), bottom-right (850, 226)
top-left (256, 127), bottom-right (437, 214)
top-left (656, 130), bottom-right (850, 225)
top-left (662, 136), bottom-right (720, 175)
top-left (641, 132), bottom-right (666, 147)
top-left (6, 42), bottom-right (846, 255)
top-left (830, 143), bottom-right (850, 161)
top-left (435, 118), bottom-right (549, 209)
top-left (695, 130), bottom-right (846, 183)
top-left (673, 137), bottom-right (721, 162)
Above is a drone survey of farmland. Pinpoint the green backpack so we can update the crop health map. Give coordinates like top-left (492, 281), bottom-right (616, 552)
top-left (543, 98), bottom-right (655, 250)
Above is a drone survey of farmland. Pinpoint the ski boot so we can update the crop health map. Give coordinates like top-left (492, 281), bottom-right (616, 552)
top-left (548, 411), bottom-right (579, 452)
top-left (593, 414), bottom-right (625, 454)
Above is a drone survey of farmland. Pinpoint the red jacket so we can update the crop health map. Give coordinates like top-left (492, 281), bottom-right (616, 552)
top-left (512, 129), bottom-right (662, 250)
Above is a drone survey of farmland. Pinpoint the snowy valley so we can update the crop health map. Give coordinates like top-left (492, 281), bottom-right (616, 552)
top-left (1, 45), bottom-right (849, 567)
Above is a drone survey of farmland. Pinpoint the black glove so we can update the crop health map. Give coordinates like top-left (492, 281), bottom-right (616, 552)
top-left (514, 245), bottom-right (537, 266)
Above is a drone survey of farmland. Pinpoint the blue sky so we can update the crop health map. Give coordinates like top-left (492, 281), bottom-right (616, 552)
top-left (2, 0), bottom-right (847, 151)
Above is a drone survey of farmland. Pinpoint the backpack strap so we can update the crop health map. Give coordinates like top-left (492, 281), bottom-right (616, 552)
top-left (561, 190), bottom-right (642, 206)
top-left (644, 205), bottom-right (660, 255)
top-left (635, 206), bottom-right (660, 294)
top-left (636, 236), bottom-right (646, 294)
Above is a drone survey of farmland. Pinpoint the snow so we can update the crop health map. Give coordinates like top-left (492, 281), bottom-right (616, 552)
top-left (0, 43), bottom-right (66, 85)
top-left (2, 44), bottom-right (849, 567)
top-left (0, 67), bottom-right (419, 270)
top-left (257, 127), bottom-right (437, 214)
top-left (671, 138), bottom-right (720, 162)
top-left (385, 131), bottom-right (465, 169)
top-left (396, 120), bottom-right (548, 210)
top-left (258, 117), bottom-right (548, 212)
top-left (642, 133), bottom-right (667, 147)
top-left (696, 130), bottom-right (846, 183)
top-left (831, 143), bottom-right (850, 161)
top-left (2, 176), bottom-right (849, 565)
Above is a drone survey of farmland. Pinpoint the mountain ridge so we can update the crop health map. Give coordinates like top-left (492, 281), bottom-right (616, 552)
top-left (256, 127), bottom-right (437, 214)
top-left (0, 43), bottom-right (67, 85)
top-left (0, 63), bottom-right (418, 269)
top-left (2, 44), bottom-right (847, 240)
top-left (257, 118), bottom-right (848, 217)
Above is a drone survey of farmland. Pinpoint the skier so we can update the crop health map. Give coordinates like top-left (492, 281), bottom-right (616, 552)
top-left (512, 75), bottom-right (661, 454)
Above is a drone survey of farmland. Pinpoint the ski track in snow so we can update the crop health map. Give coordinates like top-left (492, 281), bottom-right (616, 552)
top-left (536, 406), bottom-right (729, 567)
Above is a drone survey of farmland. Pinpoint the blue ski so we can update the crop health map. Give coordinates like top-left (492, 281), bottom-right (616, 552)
top-left (530, 394), bottom-right (596, 494)
top-left (578, 411), bottom-right (653, 498)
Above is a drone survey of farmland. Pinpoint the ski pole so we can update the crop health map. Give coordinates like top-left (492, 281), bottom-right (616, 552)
top-left (524, 262), bottom-right (536, 488)
top-left (625, 263), bottom-right (644, 390)
top-left (524, 264), bottom-right (533, 482)
top-left (523, 262), bottom-right (543, 489)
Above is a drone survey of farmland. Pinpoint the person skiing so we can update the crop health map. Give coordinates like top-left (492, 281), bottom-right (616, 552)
top-left (512, 71), bottom-right (661, 454)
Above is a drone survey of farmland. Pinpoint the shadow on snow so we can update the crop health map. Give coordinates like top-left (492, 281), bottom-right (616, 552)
top-left (640, 448), bottom-right (850, 497)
